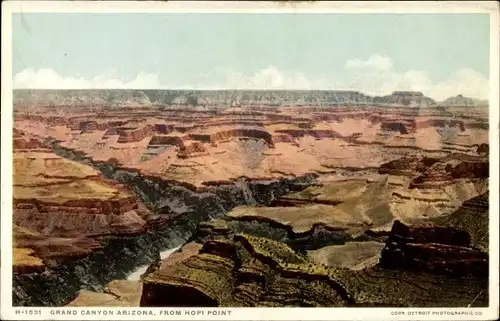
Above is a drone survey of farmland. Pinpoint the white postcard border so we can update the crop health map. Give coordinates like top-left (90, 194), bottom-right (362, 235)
top-left (1, 1), bottom-right (499, 320)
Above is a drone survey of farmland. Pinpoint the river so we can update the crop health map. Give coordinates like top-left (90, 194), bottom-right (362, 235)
top-left (127, 246), bottom-right (181, 281)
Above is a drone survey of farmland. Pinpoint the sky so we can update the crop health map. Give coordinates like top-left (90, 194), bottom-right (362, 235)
top-left (11, 13), bottom-right (491, 100)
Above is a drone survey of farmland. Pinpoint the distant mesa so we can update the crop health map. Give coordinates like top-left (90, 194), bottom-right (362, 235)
top-left (373, 91), bottom-right (436, 107)
top-left (439, 94), bottom-right (488, 107)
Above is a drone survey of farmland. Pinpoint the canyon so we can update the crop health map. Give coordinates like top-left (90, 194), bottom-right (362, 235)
top-left (10, 90), bottom-right (490, 308)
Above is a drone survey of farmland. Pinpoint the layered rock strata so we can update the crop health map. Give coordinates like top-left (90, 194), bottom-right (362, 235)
top-left (135, 189), bottom-right (489, 307)
top-left (379, 220), bottom-right (488, 277)
top-left (14, 102), bottom-right (488, 189)
top-left (139, 233), bottom-right (487, 307)
top-left (65, 280), bottom-right (143, 307)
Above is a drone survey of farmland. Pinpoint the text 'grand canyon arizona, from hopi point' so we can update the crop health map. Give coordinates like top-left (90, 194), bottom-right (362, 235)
top-left (8, 11), bottom-right (491, 310)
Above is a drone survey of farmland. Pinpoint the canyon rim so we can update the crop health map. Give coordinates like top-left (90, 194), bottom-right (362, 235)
top-left (1, 2), bottom-right (499, 321)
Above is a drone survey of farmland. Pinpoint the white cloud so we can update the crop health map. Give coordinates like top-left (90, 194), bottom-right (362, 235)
top-left (13, 69), bottom-right (164, 90)
top-left (345, 54), bottom-right (394, 71)
top-left (201, 66), bottom-right (313, 90)
top-left (429, 69), bottom-right (489, 100)
top-left (336, 56), bottom-right (488, 100)
top-left (13, 56), bottom-right (489, 101)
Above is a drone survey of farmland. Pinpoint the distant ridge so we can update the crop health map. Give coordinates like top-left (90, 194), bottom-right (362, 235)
top-left (13, 89), bottom-right (486, 108)
top-left (439, 95), bottom-right (489, 107)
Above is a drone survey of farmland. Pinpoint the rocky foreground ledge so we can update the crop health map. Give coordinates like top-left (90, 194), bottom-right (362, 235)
top-left (67, 191), bottom-right (489, 308)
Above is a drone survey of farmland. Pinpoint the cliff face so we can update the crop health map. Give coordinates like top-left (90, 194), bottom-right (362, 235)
top-left (13, 222), bottom-right (188, 307)
top-left (380, 191), bottom-right (488, 276)
top-left (13, 136), bottom-right (52, 151)
top-left (380, 119), bottom-right (465, 135)
top-left (432, 192), bottom-right (489, 251)
top-left (13, 151), bottom-right (153, 239)
top-left (448, 160), bottom-right (489, 179)
top-left (379, 220), bottom-right (487, 277)
top-left (378, 153), bottom-right (488, 191)
top-left (373, 91), bottom-right (436, 106)
top-left (379, 156), bottom-right (440, 176)
top-left (195, 127), bottom-right (275, 147)
top-left (117, 125), bottom-right (153, 143)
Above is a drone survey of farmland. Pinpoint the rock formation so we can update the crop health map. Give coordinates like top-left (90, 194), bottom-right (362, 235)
top-left (138, 232), bottom-right (487, 307)
top-left (440, 95), bottom-right (489, 107)
top-left (65, 189), bottom-right (490, 308)
top-left (379, 220), bottom-right (488, 277)
top-left (432, 192), bottom-right (489, 251)
top-left (65, 280), bottom-right (143, 307)
top-left (11, 89), bottom-right (490, 308)
top-left (137, 189), bottom-right (489, 307)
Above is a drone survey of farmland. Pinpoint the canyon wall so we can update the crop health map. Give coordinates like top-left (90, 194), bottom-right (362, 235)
top-left (11, 98), bottom-right (489, 308)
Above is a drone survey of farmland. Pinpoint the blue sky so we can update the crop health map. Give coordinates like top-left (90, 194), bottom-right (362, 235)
top-left (12, 13), bottom-right (491, 99)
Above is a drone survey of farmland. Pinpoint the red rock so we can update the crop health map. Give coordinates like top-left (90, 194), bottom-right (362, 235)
top-left (117, 125), bottom-right (153, 143)
top-left (13, 102), bottom-right (488, 188)
top-left (12, 148), bottom-right (155, 265)
top-left (177, 142), bottom-right (209, 159)
top-left (379, 220), bottom-right (487, 277)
